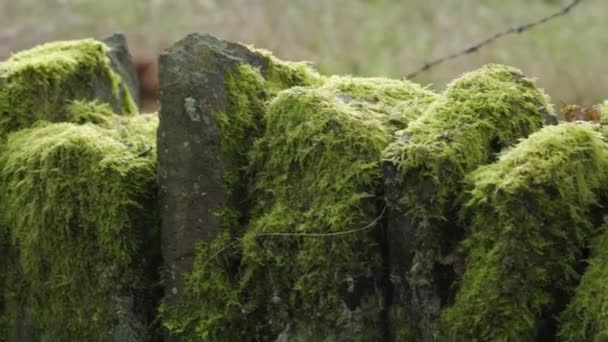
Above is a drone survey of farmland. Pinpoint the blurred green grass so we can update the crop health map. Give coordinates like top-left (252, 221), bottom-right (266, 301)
top-left (0, 0), bottom-right (606, 105)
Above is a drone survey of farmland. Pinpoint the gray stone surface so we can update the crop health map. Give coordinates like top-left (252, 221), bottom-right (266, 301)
top-left (102, 33), bottom-right (141, 109)
top-left (157, 33), bottom-right (269, 308)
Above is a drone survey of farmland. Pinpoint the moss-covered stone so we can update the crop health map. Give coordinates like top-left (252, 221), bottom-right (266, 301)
top-left (558, 224), bottom-right (608, 341)
top-left (0, 38), bottom-right (137, 136)
top-left (382, 64), bottom-right (556, 341)
top-left (157, 34), bottom-right (325, 340)
top-left (161, 65), bottom-right (437, 339)
top-left (441, 123), bottom-right (608, 341)
top-left (0, 113), bottom-right (159, 341)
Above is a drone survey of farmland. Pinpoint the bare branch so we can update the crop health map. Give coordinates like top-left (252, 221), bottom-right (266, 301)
top-left (405, 0), bottom-right (585, 79)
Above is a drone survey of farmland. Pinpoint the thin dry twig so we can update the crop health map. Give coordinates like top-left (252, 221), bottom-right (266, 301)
top-left (255, 206), bottom-right (387, 238)
top-left (199, 206), bottom-right (388, 270)
top-left (406, 0), bottom-right (585, 79)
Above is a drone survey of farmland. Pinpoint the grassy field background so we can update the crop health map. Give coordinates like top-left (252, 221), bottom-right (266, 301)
top-left (0, 0), bottom-right (606, 106)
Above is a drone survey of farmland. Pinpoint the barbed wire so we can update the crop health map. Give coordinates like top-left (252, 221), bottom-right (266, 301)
top-left (405, 0), bottom-right (585, 79)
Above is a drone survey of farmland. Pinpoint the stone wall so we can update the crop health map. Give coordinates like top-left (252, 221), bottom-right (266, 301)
top-left (1, 32), bottom-right (608, 342)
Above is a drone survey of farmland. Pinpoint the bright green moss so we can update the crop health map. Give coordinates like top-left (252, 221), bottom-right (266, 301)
top-left (253, 47), bottom-right (324, 91)
top-left (243, 87), bottom-right (394, 340)
top-left (0, 114), bottom-right (159, 340)
top-left (442, 123), bottom-right (608, 340)
top-left (558, 223), bottom-right (608, 341)
top-left (162, 62), bottom-right (437, 339)
top-left (245, 77), bottom-right (434, 338)
top-left (64, 99), bottom-right (115, 127)
top-left (382, 64), bottom-right (555, 339)
top-left (0, 38), bottom-right (136, 136)
top-left (384, 64), bottom-right (555, 220)
top-left (214, 64), bottom-right (269, 200)
top-left (322, 75), bottom-right (437, 130)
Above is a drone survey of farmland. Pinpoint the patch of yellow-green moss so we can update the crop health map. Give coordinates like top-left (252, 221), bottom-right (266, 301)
top-left (381, 64), bottom-right (555, 340)
top-left (243, 87), bottom-right (393, 340)
top-left (0, 113), bottom-right (159, 340)
top-left (252, 47), bottom-right (325, 92)
top-left (161, 62), bottom-right (437, 339)
top-left (384, 64), bottom-right (555, 221)
top-left (442, 123), bottom-right (608, 340)
top-left (558, 223), bottom-right (608, 341)
top-left (0, 38), bottom-right (136, 136)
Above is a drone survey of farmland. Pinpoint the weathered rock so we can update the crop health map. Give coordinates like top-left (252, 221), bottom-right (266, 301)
top-left (102, 33), bottom-right (141, 109)
top-left (157, 33), bottom-right (271, 309)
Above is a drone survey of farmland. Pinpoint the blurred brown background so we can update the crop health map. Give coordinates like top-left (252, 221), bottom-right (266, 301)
top-left (1, 0), bottom-right (606, 111)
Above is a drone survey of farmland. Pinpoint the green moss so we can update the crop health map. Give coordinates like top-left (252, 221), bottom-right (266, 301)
top-left (252, 47), bottom-right (325, 92)
top-left (382, 64), bottom-right (554, 339)
top-left (214, 64), bottom-right (269, 200)
top-left (442, 123), bottom-right (608, 340)
top-left (321, 75), bottom-right (437, 130)
top-left (245, 78), bottom-right (434, 338)
top-left (162, 61), bottom-right (436, 339)
top-left (0, 38), bottom-right (136, 136)
top-left (558, 223), bottom-right (608, 341)
top-left (0, 114), bottom-right (159, 340)
top-left (243, 87), bottom-right (393, 339)
top-left (64, 99), bottom-right (115, 126)
top-left (384, 64), bottom-right (554, 220)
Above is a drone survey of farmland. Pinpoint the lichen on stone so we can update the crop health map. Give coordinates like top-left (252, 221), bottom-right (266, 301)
top-left (441, 123), bottom-right (608, 340)
top-left (0, 38), bottom-right (136, 136)
top-left (0, 113), bottom-right (159, 340)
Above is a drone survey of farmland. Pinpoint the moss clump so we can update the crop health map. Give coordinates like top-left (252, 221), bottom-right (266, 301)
top-left (0, 38), bottom-right (136, 136)
top-left (321, 75), bottom-right (437, 130)
top-left (245, 77), bottom-right (434, 338)
top-left (558, 223), bottom-right (608, 341)
top-left (162, 61), bottom-right (436, 339)
top-left (442, 123), bottom-right (608, 340)
top-left (64, 99), bottom-right (116, 127)
top-left (0, 114), bottom-right (159, 340)
top-left (384, 64), bottom-right (554, 221)
top-left (382, 64), bottom-right (554, 339)
top-left (243, 87), bottom-right (397, 340)
top-left (253, 47), bottom-right (324, 92)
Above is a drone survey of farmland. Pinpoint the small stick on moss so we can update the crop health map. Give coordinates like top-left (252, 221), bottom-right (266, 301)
top-left (136, 145), bottom-right (154, 157)
top-left (256, 206), bottom-right (387, 238)
top-left (405, 0), bottom-right (584, 79)
top-left (199, 239), bottom-right (242, 271)
top-left (199, 207), bottom-right (387, 271)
